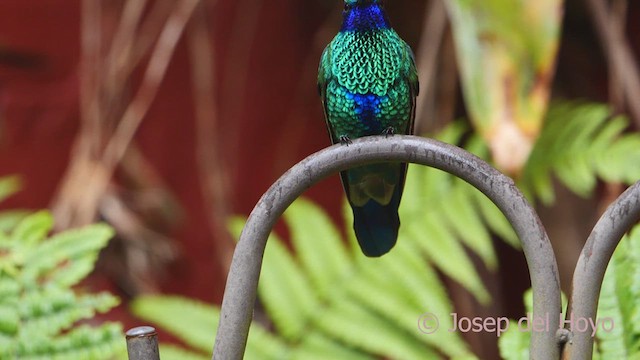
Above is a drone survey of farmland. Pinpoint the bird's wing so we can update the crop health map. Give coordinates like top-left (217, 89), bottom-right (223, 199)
top-left (318, 45), bottom-right (339, 145)
top-left (318, 43), bottom-right (355, 199)
top-left (404, 42), bottom-right (419, 136)
top-left (393, 42), bottom-right (420, 199)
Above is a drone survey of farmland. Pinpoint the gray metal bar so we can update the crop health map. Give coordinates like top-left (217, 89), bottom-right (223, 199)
top-left (212, 135), bottom-right (562, 360)
top-left (564, 181), bottom-right (640, 359)
top-left (126, 326), bottom-right (160, 360)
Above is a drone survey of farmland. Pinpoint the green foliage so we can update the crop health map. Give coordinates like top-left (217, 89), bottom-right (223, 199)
top-left (499, 225), bottom-right (640, 359)
top-left (133, 198), bottom-right (477, 359)
top-left (431, 101), bottom-right (640, 206)
top-left (132, 292), bottom-right (287, 359)
top-left (0, 177), bottom-right (124, 359)
top-left (593, 224), bottom-right (640, 358)
top-left (404, 122), bottom-right (518, 304)
top-left (521, 102), bottom-right (640, 204)
top-left (497, 289), bottom-right (568, 360)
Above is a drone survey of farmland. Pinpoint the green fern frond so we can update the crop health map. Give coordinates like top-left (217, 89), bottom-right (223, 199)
top-left (263, 199), bottom-right (474, 359)
top-left (496, 289), bottom-right (538, 360)
top-left (131, 295), bottom-right (219, 354)
top-left (132, 294), bottom-right (288, 360)
top-left (19, 289), bottom-right (118, 338)
top-left (312, 298), bottom-right (441, 359)
top-left (159, 344), bottom-right (209, 360)
top-left (497, 320), bottom-right (529, 360)
top-left (289, 332), bottom-right (374, 360)
top-left (521, 102), bottom-right (640, 204)
top-left (21, 223), bottom-right (114, 288)
top-left (498, 289), bottom-right (568, 360)
top-left (230, 217), bottom-right (320, 342)
top-left (283, 199), bottom-right (351, 300)
top-left (139, 198), bottom-right (477, 359)
top-left (1, 322), bottom-right (124, 360)
top-left (0, 208), bottom-right (123, 359)
top-left (9, 210), bottom-right (52, 248)
top-left (595, 225), bottom-right (640, 358)
top-left (402, 123), bottom-right (505, 303)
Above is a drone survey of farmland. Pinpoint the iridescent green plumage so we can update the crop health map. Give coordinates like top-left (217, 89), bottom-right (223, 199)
top-left (318, 0), bottom-right (418, 257)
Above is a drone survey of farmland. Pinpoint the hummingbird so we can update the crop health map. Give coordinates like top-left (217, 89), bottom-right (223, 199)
top-left (318, 0), bottom-right (419, 257)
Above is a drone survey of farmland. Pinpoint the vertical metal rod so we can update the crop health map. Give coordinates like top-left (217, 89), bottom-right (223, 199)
top-left (564, 181), bottom-right (640, 359)
top-left (126, 326), bottom-right (160, 360)
top-left (211, 135), bottom-right (562, 360)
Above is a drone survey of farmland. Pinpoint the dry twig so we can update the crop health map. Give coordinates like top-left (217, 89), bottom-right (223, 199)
top-left (187, 0), bottom-right (235, 271)
top-left (586, 0), bottom-right (640, 126)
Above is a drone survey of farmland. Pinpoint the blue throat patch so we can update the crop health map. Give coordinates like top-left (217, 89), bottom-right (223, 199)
top-left (340, 3), bottom-right (390, 32)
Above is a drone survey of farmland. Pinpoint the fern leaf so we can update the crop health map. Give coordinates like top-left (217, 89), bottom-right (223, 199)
top-left (0, 302), bottom-right (19, 336)
top-left (595, 225), bottom-right (640, 358)
top-left (0, 194), bottom-right (121, 359)
top-left (441, 180), bottom-right (496, 269)
top-left (159, 344), bottom-right (209, 360)
top-left (132, 294), bottom-right (287, 359)
top-left (20, 289), bottom-right (118, 339)
top-left (497, 320), bottom-right (529, 360)
top-left (258, 228), bottom-right (320, 341)
top-left (3, 322), bottom-right (124, 360)
top-left (471, 188), bottom-right (519, 248)
top-left (290, 332), bottom-right (374, 360)
top-left (346, 262), bottom-right (471, 358)
top-left (10, 211), bottom-right (53, 248)
top-left (314, 298), bottom-right (441, 360)
top-left (377, 241), bottom-right (452, 318)
top-left (405, 210), bottom-right (490, 304)
top-left (227, 198), bottom-right (476, 358)
top-left (596, 258), bottom-right (628, 358)
top-left (230, 217), bottom-right (320, 341)
top-left (283, 198), bottom-right (351, 300)
top-left (21, 224), bottom-right (113, 287)
top-left (131, 295), bottom-right (219, 353)
top-left (522, 102), bottom-right (640, 204)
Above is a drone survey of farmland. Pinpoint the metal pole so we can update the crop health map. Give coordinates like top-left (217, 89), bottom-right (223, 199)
top-left (563, 181), bottom-right (640, 359)
top-left (212, 135), bottom-right (562, 360)
top-left (126, 326), bottom-right (160, 360)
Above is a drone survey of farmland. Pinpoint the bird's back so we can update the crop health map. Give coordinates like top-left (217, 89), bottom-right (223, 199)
top-left (319, 28), bottom-right (416, 140)
top-left (317, 0), bottom-right (418, 257)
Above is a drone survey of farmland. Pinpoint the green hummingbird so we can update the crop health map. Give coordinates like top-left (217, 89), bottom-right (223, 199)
top-left (318, 0), bottom-right (419, 257)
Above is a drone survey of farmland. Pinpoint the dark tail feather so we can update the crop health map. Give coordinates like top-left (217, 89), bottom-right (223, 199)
top-left (351, 185), bottom-right (401, 257)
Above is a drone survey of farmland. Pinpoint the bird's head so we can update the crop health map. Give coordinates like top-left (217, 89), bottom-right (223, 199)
top-left (344, 0), bottom-right (383, 9)
top-left (341, 0), bottom-right (388, 31)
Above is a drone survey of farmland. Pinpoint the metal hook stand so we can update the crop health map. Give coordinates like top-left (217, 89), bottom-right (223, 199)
top-left (212, 135), bottom-right (562, 359)
top-left (126, 135), bottom-right (640, 359)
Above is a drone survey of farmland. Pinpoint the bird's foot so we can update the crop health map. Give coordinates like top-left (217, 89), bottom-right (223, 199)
top-left (339, 135), bottom-right (352, 145)
top-left (382, 127), bottom-right (395, 138)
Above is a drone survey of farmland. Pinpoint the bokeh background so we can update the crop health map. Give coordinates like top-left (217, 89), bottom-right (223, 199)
top-left (1, 0), bottom-right (639, 358)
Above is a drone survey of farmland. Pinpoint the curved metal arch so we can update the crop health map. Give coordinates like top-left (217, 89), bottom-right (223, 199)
top-left (212, 135), bottom-right (562, 360)
top-left (564, 181), bottom-right (640, 359)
